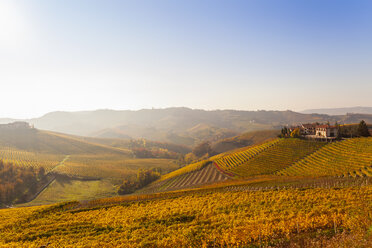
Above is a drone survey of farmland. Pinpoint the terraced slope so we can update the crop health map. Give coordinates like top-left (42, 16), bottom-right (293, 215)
top-left (214, 139), bottom-right (280, 172)
top-left (220, 139), bottom-right (326, 177)
top-left (277, 137), bottom-right (372, 177)
top-left (143, 163), bottom-right (230, 193)
top-left (158, 160), bottom-right (212, 182)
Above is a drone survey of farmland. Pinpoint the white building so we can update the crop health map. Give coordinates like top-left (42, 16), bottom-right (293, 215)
top-left (315, 125), bottom-right (338, 138)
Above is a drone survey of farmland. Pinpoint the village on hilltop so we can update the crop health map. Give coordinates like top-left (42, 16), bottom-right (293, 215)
top-left (282, 120), bottom-right (371, 140)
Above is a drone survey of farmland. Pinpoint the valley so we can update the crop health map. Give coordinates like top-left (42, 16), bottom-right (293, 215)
top-left (0, 118), bottom-right (371, 247)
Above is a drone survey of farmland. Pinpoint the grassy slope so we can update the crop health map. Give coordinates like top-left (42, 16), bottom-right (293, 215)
top-left (19, 176), bottom-right (117, 206)
top-left (55, 155), bottom-right (179, 181)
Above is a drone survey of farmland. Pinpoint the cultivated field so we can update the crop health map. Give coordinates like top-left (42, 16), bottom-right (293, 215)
top-left (0, 147), bottom-right (64, 172)
top-left (53, 154), bottom-right (179, 181)
top-left (277, 137), bottom-right (372, 177)
top-left (146, 138), bottom-right (372, 194)
top-left (1, 184), bottom-right (371, 247)
top-left (143, 163), bottom-right (230, 193)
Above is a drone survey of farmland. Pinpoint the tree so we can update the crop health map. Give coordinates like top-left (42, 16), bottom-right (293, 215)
top-left (118, 180), bottom-right (137, 195)
top-left (290, 128), bottom-right (301, 138)
top-left (280, 127), bottom-right (289, 138)
top-left (336, 124), bottom-right (342, 140)
top-left (357, 120), bottom-right (370, 137)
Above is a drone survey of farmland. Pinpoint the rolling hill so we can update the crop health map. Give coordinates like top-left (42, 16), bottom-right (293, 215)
top-left (3, 107), bottom-right (372, 145)
top-left (0, 124), bottom-right (130, 155)
top-left (144, 137), bottom-right (372, 193)
top-left (277, 137), bottom-right (372, 177)
top-left (0, 125), bottom-right (182, 206)
top-left (210, 129), bottom-right (279, 154)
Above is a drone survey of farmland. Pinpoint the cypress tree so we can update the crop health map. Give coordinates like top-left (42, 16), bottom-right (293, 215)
top-left (357, 120), bottom-right (370, 137)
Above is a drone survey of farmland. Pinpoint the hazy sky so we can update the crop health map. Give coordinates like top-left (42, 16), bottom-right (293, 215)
top-left (1, 0), bottom-right (372, 118)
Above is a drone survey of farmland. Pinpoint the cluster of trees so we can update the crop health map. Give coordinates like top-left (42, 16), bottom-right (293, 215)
top-left (339, 120), bottom-right (371, 138)
top-left (0, 161), bottom-right (47, 205)
top-left (176, 141), bottom-right (216, 167)
top-left (118, 168), bottom-right (160, 195)
top-left (279, 127), bottom-right (300, 138)
top-left (132, 147), bottom-right (179, 159)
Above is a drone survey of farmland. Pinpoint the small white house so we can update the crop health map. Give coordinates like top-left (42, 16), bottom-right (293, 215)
top-left (315, 125), bottom-right (338, 138)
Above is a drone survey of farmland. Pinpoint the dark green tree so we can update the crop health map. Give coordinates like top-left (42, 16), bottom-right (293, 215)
top-left (357, 120), bottom-right (370, 137)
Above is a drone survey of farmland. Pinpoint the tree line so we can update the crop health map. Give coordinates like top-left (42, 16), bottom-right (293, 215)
top-left (0, 160), bottom-right (47, 206)
top-left (118, 168), bottom-right (160, 195)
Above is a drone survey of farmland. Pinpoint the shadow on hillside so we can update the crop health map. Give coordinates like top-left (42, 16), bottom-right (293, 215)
top-left (55, 174), bottom-right (74, 187)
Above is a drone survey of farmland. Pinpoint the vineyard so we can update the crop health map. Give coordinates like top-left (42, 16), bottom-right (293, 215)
top-left (53, 154), bottom-right (179, 181)
top-left (143, 162), bottom-right (230, 193)
top-left (0, 147), bottom-right (64, 173)
top-left (213, 139), bottom-right (280, 173)
top-left (145, 137), bottom-right (372, 194)
top-left (214, 139), bottom-right (326, 177)
top-left (0, 185), bottom-right (370, 247)
top-left (277, 137), bottom-right (372, 177)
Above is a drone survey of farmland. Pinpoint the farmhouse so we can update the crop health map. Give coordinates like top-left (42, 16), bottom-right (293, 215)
top-left (301, 123), bottom-right (316, 135)
top-left (315, 125), bottom-right (338, 138)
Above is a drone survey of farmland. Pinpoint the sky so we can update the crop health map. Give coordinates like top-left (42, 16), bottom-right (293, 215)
top-left (0, 0), bottom-right (372, 118)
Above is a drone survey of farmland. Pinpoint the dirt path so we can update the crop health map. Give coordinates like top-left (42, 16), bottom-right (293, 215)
top-left (50, 155), bottom-right (70, 173)
top-left (26, 155), bottom-right (70, 203)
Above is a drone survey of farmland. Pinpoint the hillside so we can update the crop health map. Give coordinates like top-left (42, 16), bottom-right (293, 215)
top-left (0, 126), bottom-right (181, 206)
top-left (215, 139), bottom-right (326, 177)
top-left (211, 129), bottom-right (279, 154)
top-left (77, 136), bottom-right (191, 154)
top-left (4, 108), bottom-right (372, 144)
top-left (0, 125), bottom-right (130, 155)
top-left (145, 137), bottom-right (372, 193)
top-left (1, 182), bottom-right (371, 247)
top-left (277, 137), bottom-right (372, 177)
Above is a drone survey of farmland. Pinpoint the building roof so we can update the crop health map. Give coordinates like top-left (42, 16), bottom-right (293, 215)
top-left (316, 124), bottom-right (337, 129)
top-left (301, 123), bottom-right (316, 128)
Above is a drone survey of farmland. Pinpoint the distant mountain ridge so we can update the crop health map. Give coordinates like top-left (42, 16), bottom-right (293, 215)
top-left (301, 106), bottom-right (372, 115)
top-left (1, 107), bottom-right (372, 146)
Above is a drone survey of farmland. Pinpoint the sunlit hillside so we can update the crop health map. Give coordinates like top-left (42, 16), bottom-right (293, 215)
top-left (1, 182), bottom-right (371, 247)
top-left (144, 137), bottom-right (372, 194)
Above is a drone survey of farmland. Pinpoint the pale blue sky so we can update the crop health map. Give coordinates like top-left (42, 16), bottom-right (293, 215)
top-left (0, 0), bottom-right (371, 118)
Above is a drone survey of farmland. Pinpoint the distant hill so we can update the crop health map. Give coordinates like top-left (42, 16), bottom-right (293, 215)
top-left (0, 124), bottom-right (129, 155)
top-left (1, 107), bottom-right (372, 145)
top-left (211, 129), bottom-right (279, 154)
top-left (301, 106), bottom-right (372, 115)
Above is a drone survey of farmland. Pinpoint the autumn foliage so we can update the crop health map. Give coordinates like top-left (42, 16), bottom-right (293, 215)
top-left (0, 160), bottom-right (47, 205)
